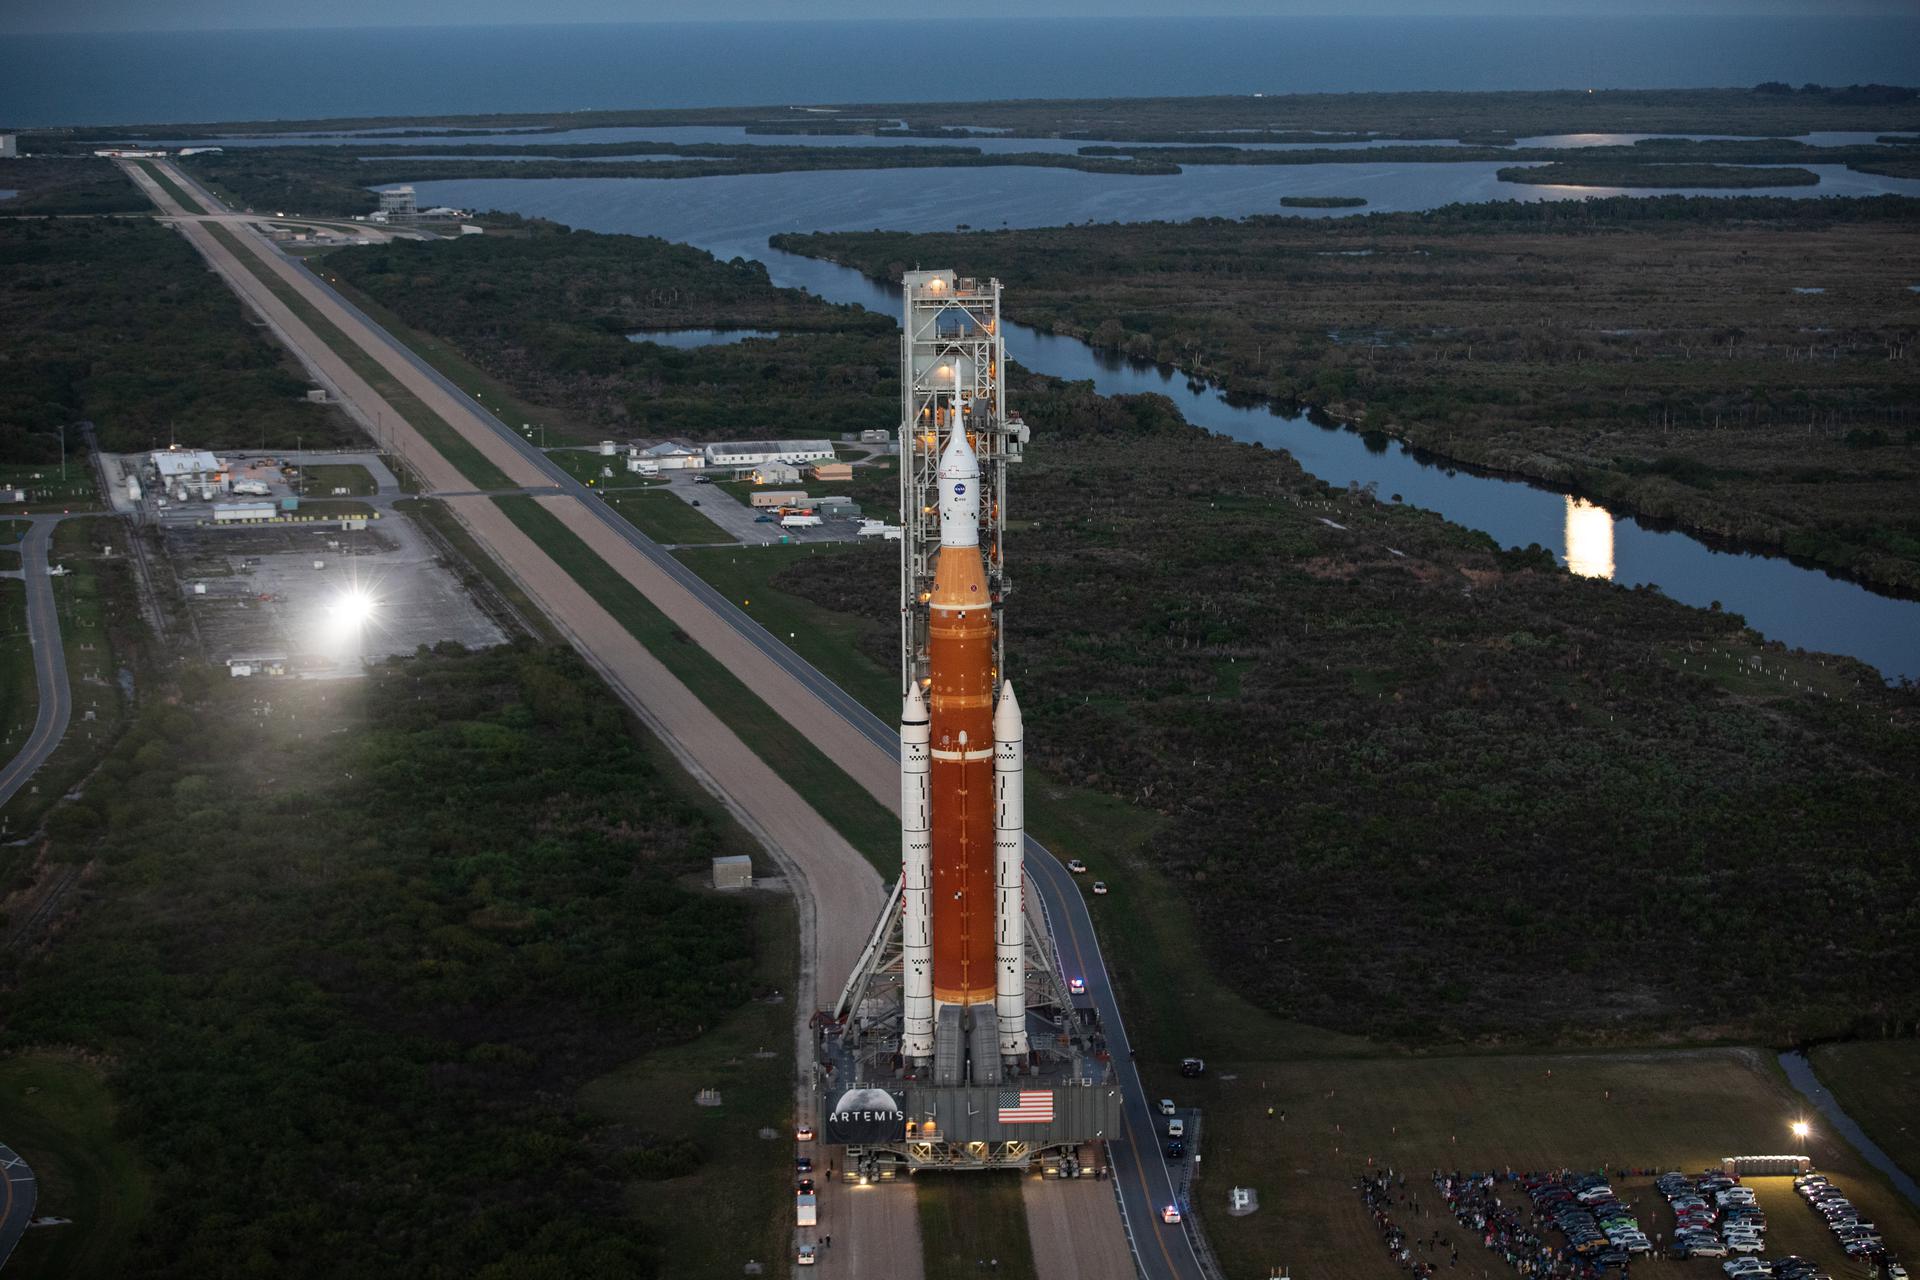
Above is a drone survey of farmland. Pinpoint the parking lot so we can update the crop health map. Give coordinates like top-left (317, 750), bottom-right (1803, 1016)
top-left (660, 472), bottom-right (866, 547)
top-left (168, 513), bottom-right (503, 674)
top-left (1352, 1165), bottom-right (1908, 1280)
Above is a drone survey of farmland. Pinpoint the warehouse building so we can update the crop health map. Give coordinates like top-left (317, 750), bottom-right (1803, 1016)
top-left (638, 441), bottom-right (706, 471)
top-left (703, 439), bottom-right (835, 468)
top-left (151, 449), bottom-right (226, 492)
top-left (811, 462), bottom-right (853, 483)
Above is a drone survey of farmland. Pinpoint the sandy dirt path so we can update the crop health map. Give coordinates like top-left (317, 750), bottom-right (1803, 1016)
top-left (1025, 1176), bottom-right (1139, 1279)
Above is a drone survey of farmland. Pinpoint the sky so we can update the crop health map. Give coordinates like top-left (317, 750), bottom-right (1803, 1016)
top-left (7, 0), bottom-right (1913, 35)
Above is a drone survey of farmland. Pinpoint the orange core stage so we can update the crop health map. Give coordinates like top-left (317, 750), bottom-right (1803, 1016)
top-left (927, 543), bottom-right (996, 1005)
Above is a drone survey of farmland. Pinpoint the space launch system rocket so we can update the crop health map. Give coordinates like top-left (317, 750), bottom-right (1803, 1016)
top-left (899, 372), bottom-right (1027, 1068)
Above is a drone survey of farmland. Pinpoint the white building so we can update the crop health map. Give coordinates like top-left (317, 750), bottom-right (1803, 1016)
top-left (0, 135), bottom-right (17, 160)
top-left (212, 501), bottom-right (276, 523)
top-left (703, 439), bottom-right (836, 469)
top-left (750, 462), bottom-right (802, 486)
top-left (711, 855), bottom-right (753, 891)
top-left (638, 441), bottom-right (706, 471)
top-left (151, 449), bottom-right (225, 490)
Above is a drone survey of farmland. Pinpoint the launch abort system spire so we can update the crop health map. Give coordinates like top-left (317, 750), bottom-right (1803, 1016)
top-left (819, 271), bottom-right (1118, 1179)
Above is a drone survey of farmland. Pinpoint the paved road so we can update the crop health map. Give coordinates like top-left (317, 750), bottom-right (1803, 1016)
top-left (146, 157), bottom-right (1202, 1280)
top-left (0, 520), bottom-right (74, 812)
top-left (0, 1142), bottom-right (36, 1272)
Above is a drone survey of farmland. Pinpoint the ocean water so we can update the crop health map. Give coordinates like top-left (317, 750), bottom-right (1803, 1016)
top-left (5, 16), bottom-right (1920, 129)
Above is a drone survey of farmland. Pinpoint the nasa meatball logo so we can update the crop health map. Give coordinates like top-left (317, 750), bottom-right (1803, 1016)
top-left (825, 1086), bottom-right (906, 1143)
top-left (953, 482), bottom-right (967, 496)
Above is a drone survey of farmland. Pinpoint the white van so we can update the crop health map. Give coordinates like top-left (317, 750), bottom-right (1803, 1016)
top-left (1159, 1098), bottom-right (1176, 1116)
top-left (1166, 1117), bottom-right (1185, 1139)
top-left (796, 1193), bottom-right (817, 1227)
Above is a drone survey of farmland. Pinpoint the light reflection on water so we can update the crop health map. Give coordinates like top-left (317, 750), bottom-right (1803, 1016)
top-left (1563, 497), bottom-right (1616, 581)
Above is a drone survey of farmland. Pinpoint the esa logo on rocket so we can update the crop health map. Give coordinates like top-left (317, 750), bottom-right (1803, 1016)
top-left (826, 1086), bottom-right (906, 1143)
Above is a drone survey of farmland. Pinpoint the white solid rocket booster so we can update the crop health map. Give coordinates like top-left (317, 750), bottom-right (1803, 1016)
top-left (901, 681), bottom-right (934, 1060)
top-left (993, 681), bottom-right (1028, 1059)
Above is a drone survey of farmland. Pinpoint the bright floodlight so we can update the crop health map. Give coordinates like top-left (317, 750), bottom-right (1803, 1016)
top-left (331, 587), bottom-right (376, 626)
top-left (1792, 1121), bottom-right (1810, 1139)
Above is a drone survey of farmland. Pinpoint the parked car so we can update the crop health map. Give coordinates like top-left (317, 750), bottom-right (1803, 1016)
top-left (754, 514), bottom-right (774, 522)
top-left (1159, 1098), bottom-right (1176, 1116)
top-left (795, 1155), bottom-right (812, 1173)
top-left (797, 1243), bottom-right (817, 1266)
top-left (1165, 1139), bottom-right (1186, 1159)
top-left (795, 1124), bottom-right (815, 1141)
top-left (1091, 881), bottom-right (1109, 896)
top-left (1180, 1057), bottom-right (1207, 1078)
top-left (1069, 977), bottom-right (1086, 994)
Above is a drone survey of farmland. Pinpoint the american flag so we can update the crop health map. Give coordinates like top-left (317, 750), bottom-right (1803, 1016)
top-left (997, 1090), bottom-right (1054, 1124)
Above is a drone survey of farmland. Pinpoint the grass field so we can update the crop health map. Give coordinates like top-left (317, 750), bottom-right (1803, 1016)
top-left (605, 490), bottom-right (733, 544)
top-left (0, 523), bottom-right (27, 546)
top-left (298, 462), bottom-right (377, 496)
top-left (918, 1175), bottom-right (1039, 1279)
top-left (0, 1054), bottom-right (151, 1279)
top-left (676, 545), bottom-right (893, 715)
top-left (0, 579), bottom-right (34, 756)
top-left (540, 448), bottom-right (673, 488)
top-left (201, 224), bottom-right (515, 492)
top-left (579, 881), bottom-right (798, 1278)
top-left (1178, 1048), bottom-right (1920, 1280)
top-left (0, 466), bottom-right (99, 513)
top-left (1810, 1040), bottom-right (1920, 1185)
top-left (492, 495), bottom-right (896, 872)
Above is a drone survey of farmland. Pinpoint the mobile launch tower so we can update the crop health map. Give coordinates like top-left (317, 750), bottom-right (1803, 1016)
top-left (818, 272), bottom-right (1120, 1178)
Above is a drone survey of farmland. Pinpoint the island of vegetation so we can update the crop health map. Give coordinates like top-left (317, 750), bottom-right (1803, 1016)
top-left (1500, 161), bottom-right (1820, 187)
top-left (61, 82), bottom-right (1920, 144)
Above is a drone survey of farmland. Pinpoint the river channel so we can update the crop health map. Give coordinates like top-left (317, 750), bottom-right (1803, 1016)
top-left (400, 164), bottom-right (1920, 681)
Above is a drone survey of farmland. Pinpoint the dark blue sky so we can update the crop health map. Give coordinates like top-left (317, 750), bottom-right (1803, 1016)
top-left (7, 0), bottom-right (1908, 36)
